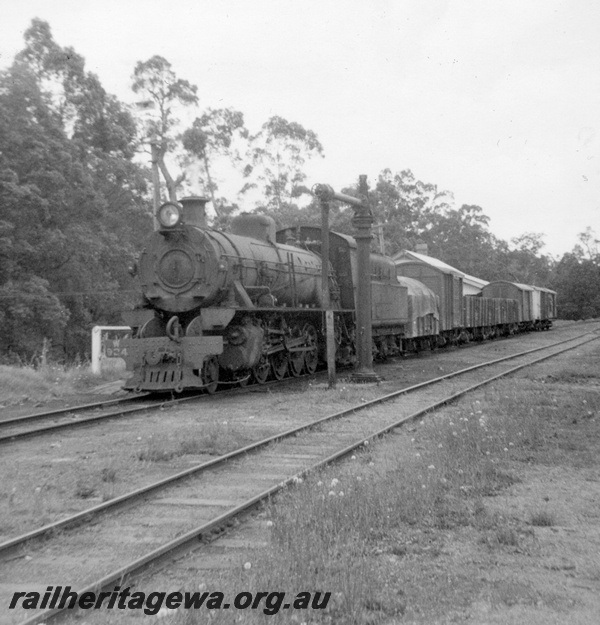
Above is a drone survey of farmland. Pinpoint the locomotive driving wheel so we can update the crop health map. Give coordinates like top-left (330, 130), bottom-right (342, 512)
top-left (252, 355), bottom-right (270, 385)
top-left (202, 356), bottom-right (219, 394)
top-left (270, 351), bottom-right (288, 380)
top-left (303, 324), bottom-right (318, 374)
top-left (289, 349), bottom-right (304, 377)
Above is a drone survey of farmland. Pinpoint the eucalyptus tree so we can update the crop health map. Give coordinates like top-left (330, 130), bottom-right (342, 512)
top-left (241, 116), bottom-right (324, 218)
top-left (575, 226), bottom-right (600, 263)
top-left (131, 55), bottom-right (198, 201)
top-left (181, 107), bottom-right (248, 222)
top-left (423, 204), bottom-right (502, 278)
top-left (369, 169), bottom-right (454, 255)
top-left (0, 19), bottom-right (149, 360)
top-left (552, 239), bottom-right (600, 319)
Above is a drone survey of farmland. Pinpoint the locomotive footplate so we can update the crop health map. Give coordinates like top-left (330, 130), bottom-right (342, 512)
top-left (122, 336), bottom-right (223, 392)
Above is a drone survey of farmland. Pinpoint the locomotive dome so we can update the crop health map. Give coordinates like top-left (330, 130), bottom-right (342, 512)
top-left (230, 212), bottom-right (277, 242)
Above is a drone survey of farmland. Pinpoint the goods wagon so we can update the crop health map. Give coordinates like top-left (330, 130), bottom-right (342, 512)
top-left (482, 281), bottom-right (535, 326)
top-left (463, 296), bottom-right (520, 339)
top-left (394, 251), bottom-right (463, 334)
top-left (532, 287), bottom-right (557, 328)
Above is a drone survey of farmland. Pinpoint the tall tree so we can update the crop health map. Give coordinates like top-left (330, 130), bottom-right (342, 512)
top-left (501, 233), bottom-right (553, 284)
top-left (0, 20), bottom-right (150, 360)
top-left (241, 116), bottom-right (324, 216)
top-left (552, 254), bottom-right (600, 319)
top-left (573, 226), bottom-right (600, 262)
top-left (131, 55), bottom-right (198, 201)
top-left (424, 204), bottom-right (501, 278)
top-left (370, 169), bottom-right (454, 255)
top-left (181, 107), bottom-right (247, 220)
top-left (551, 228), bottom-right (600, 319)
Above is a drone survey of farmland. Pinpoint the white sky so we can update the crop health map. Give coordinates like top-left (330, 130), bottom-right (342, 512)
top-left (1, 0), bottom-right (599, 257)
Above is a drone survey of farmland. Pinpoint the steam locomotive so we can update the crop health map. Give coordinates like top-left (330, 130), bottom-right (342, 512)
top-left (121, 196), bottom-right (556, 393)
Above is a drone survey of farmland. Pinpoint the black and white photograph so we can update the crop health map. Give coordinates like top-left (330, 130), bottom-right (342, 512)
top-left (1, 1), bottom-right (599, 623)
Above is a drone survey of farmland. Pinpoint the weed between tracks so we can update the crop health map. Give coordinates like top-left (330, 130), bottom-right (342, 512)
top-left (136, 421), bottom-right (261, 462)
top-left (173, 347), bottom-right (600, 624)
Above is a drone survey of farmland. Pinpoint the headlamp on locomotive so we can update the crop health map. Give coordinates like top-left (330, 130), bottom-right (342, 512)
top-left (156, 202), bottom-right (182, 229)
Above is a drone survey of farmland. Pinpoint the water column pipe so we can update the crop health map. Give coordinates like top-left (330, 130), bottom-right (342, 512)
top-left (313, 186), bottom-right (336, 388)
top-left (313, 177), bottom-right (382, 383)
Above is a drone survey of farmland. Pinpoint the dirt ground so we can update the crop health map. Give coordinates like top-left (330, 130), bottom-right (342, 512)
top-left (160, 331), bottom-right (600, 625)
top-left (0, 322), bottom-right (590, 543)
top-left (2, 322), bottom-right (599, 625)
top-left (351, 337), bottom-right (600, 624)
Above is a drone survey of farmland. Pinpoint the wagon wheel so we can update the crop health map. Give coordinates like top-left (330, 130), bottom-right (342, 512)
top-left (270, 351), bottom-right (288, 380)
top-left (303, 324), bottom-right (318, 374)
top-left (252, 355), bottom-right (270, 385)
top-left (202, 356), bottom-right (219, 394)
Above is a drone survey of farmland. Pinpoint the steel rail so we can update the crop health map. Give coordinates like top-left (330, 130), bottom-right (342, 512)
top-left (0, 367), bottom-right (317, 444)
top-left (0, 394), bottom-right (148, 427)
top-left (2, 331), bottom-right (595, 559)
top-left (0, 397), bottom-right (183, 444)
top-left (14, 330), bottom-right (599, 625)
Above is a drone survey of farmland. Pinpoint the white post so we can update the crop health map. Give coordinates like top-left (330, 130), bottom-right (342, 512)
top-left (91, 326), bottom-right (102, 374)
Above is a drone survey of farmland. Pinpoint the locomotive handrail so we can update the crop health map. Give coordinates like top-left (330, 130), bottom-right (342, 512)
top-left (165, 316), bottom-right (183, 342)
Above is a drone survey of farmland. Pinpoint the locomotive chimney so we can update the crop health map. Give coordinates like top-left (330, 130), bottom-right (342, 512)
top-left (179, 196), bottom-right (209, 228)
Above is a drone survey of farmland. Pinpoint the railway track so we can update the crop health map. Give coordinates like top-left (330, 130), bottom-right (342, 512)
top-left (0, 333), bottom-right (564, 446)
top-left (0, 395), bottom-right (142, 425)
top-left (0, 394), bottom-right (174, 444)
top-left (0, 367), bottom-right (325, 444)
top-left (2, 329), bottom-right (598, 625)
top-left (0, 383), bottom-right (294, 444)
top-left (3, 321), bottom-right (593, 445)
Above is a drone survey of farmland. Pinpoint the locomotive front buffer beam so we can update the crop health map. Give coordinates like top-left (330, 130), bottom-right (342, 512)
top-left (122, 336), bottom-right (223, 393)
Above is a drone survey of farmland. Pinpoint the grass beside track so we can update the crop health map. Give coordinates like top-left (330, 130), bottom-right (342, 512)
top-left (0, 361), bottom-right (126, 407)
top-left (167, 339), bottom-right (600, 624)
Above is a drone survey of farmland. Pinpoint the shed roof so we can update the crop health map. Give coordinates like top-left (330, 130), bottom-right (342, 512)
top-left (393, 250), bottom-right (465, 278)
top-left (485, 280), bottom-right (535, 292)
top-left (463, 273), bottom-right (489, 288)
